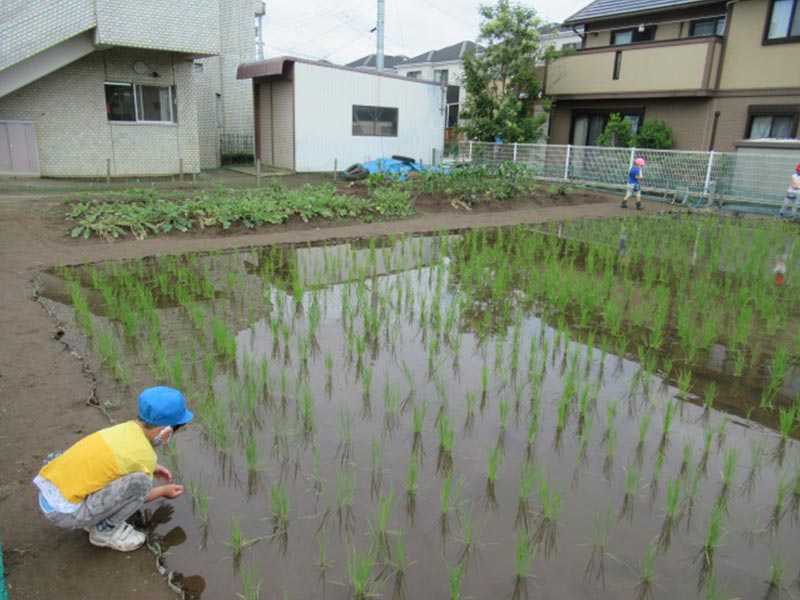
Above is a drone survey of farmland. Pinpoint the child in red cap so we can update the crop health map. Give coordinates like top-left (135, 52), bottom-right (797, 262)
top-left (621, 157), bottom-right (646, 210)
top-left (32, 386), bottom-right (193, 551)
top-left (778, 163), bottom-right (800, 219)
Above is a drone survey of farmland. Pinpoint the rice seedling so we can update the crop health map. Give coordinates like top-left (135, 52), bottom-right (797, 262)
top-left (742, 438), bottom-right (766, 498)
top-left (700, 502), bottom-right (726, 569)
top-left (703, 382), bottom-right (717, 413)
top-left (412, 399), bottom-right (427, 456)
top-left (454, 506), bottom-right (484, 565)
top-left (765, 550), bottom-right (787, 599)
top-left (779, 406), bottom-right (796, 440)
top-left (660, 400), bottom-right (677, 449)
top-left (498, 396), bottom-right (509, 431)
top-left (315, 526), bottom-right (334, 573)
top-left (440, 471), bottom-right (465, 519)
top-left (603, 427), bottom-right (617, 478)
top-left (619, 463), bottom-right (641, 522)
top-left (188, 480), bottom-right (210, 526)
top-left (269, 482), bottom-right (290, 533)
top-left (584, 502), bottom-right (613, 587)
top-left (226, 516), bottom-right (266, 561)
top-left (769, 476), bottom-right (791, 531)
top-left (243, 431), bottom-right (259, 474)
top-left (371, 487), bottom-right (398, 559)
top-left (702, 566), bottom-right (732, 600)
top-left (437, 411), bottom-right (455, 473)
top-left (513, 526), bottom-right (537, 594)
top-left (346, 544), bottom-right (385, 600)
top-left (533, 468), bottom-right (563, 557)
top-left (719, 447), bottom-right (739, 496)
top-left (448, 562), bottom-right (464, 600)
top-left (657, 477), bottom-right (682, 553)
top-left (405, 455), bottom-right (419, 496)
top-left (633, 537), bottom-right (659, 600)
top-left (237, 561), bottom-right (262, 600)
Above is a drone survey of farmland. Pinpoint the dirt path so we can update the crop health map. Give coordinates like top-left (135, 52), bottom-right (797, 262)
top-left (0, 191), bottom-right (635, 599)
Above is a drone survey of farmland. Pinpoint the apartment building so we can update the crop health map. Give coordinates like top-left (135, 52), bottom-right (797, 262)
top-left (545, 0), bottom-right (800, 151)
top-left (0, 0), bottom-right (262, 176)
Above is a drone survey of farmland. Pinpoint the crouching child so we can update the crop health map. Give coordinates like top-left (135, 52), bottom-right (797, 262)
top-left (32, 386), bottom-right (193, 552)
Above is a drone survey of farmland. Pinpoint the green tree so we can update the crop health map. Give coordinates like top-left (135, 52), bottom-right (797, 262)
top-left (458, 0), bottom-right (560, 143)
top-left (634, 119), bottom-right (675, 149)
top-left (598, 113), bottom-right (634, 147)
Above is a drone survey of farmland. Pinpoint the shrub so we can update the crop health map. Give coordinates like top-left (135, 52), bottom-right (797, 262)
top-left (634, 119), bottom-right (675, 149)
top-left (598, 114), bottom-right (634, 148)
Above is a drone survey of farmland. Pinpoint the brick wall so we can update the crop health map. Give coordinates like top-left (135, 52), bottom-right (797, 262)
top-left (0, 0), bottom-right (95, 70)
top-left (0, 49), bottom-right (200, 176)
top-left (95, 0), bottom-right (219, 56)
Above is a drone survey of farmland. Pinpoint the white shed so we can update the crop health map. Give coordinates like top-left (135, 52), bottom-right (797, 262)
top-left (237, 57), bottom-right (446, 172)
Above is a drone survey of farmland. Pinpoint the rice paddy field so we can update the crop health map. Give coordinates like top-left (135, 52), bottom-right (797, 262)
top-left (39, 214), bottom-right (800, 600)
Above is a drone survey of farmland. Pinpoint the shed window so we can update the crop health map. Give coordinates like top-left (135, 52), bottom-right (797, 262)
top-left (407, 71), bottom-right (422, 79)
top-left (352, 105), bottom-right (398, 137)
top-left (105, 82), bottom-right (176, 123)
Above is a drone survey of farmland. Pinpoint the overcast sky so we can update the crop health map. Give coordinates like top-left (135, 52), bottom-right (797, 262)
top-left (263, 0), bottom-right (590, 64)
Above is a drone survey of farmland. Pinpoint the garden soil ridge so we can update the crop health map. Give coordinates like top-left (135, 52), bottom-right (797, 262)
top-left (0, 190), bottom-right (629, 600)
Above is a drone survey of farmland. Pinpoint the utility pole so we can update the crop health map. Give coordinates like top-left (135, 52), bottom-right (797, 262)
top-left (376, 0), bottom-right (385, 72)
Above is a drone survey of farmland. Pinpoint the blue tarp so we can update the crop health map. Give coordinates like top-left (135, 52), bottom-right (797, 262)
top-left (361, 158), bottom-right (448, 181)
top-left (0, 540), bottom-right (7, 600)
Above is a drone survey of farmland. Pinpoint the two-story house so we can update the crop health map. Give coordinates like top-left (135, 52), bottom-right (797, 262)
top-left (545, 0), bottom-right (800, 152)
top-left (0, 0), bottom-right (262, 177)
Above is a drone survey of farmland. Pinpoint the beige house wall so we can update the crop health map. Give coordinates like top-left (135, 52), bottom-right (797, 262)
top-left (0, 49), bottom-right (200, 176)
top-left (547, 40), bottom-right (716, 96)
top-left (718, 0), bottom-right (800, 90)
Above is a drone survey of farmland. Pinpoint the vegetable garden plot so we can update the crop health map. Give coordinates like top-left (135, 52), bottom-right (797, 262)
top-left (40, 217), bottom-right (800, 600)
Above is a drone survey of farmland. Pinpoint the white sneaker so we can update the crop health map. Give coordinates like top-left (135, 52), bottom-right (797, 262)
top-left (89, 522), bottom-right (146, 552)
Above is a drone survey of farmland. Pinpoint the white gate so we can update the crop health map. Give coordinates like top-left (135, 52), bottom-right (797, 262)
top-left (0, 121), bottom-right (40, 175)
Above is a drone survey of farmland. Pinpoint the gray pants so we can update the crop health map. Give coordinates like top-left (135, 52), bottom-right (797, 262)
top-left (44, 472), bottom-right (151, 530)
top-left (780, 190), bottom-right (799, 217)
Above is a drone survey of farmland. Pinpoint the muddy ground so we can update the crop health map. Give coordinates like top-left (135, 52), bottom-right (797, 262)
top-left (0, 175), bottom-right (640, 599)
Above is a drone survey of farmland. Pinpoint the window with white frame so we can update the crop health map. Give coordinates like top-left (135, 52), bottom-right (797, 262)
top-left (104, 82), bottom-right (177, 123)
top-left (407, 71), bottom-right (422, 79)
top-left (434, 69), bottom-right (449, 84)
top-left (352, 105), bottom-right (398, 137)
top-left (766, 0), bottom-right (800, 41)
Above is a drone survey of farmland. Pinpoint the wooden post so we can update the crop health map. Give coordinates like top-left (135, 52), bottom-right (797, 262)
top-left (179, 158), bottom-right (184, 183)
top-left (334, 159), bottom-right (338, 182)
top-left (105, 159), bottom-right (111, 185)
top-left (192, 163), bottom-right (197, 184)
top-left (256, 159), bottom-right (261, 187)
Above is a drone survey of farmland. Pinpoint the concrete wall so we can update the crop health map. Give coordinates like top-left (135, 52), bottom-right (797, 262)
top-left (0, 49), bottom-right (200, 176)
top-left (291, 63), bottom-right (445, 172)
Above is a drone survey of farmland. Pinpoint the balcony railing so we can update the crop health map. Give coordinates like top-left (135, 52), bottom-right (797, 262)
top-left (545, 37), bottom-right (723, 98)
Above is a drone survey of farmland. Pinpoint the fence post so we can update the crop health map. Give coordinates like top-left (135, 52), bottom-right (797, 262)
top-left (564, 145), bottom-right (571, 181)
top-left (629, 148), bottom-right (636, 169)
top-left (704, 151), bottom-right (715, 195)
top-left (334, 159), bottom-right (338, 182)
top-left (105, 159), bottom-right (111, 185)
top-left (513, 142), bottom-right (518, 163)
top-left (468, 141), bottom-right (473, 163)
top-left (179, 159), bottom-right (184, 183)
top-left (256, 159), bottom-right (261, 187)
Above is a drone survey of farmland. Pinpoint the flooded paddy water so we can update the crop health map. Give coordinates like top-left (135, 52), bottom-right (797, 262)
top-left (39, 215), bottom-right (800, 599)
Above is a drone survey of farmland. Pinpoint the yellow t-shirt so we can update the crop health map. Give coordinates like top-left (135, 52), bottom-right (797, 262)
top-left (38, 421), bottom-right (156, 503)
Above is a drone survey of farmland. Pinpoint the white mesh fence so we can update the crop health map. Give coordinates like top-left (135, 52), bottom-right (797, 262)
top-left (457, 141), bottom-right (800, 209)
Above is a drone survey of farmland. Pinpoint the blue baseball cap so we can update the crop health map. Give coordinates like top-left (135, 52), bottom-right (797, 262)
top-left (138, 386), bottom-right (194, 427)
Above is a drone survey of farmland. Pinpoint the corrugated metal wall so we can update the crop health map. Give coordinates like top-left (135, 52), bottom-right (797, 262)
top-left (292, 62), bottom-right (444, 172)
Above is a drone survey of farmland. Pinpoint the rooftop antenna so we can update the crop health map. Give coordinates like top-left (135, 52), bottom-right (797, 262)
top-left (376, 0), bottom-right (385, 71)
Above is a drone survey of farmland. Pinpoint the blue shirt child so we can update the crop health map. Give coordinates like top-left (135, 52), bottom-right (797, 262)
top-left (628, 166), bottom-right (642, 185)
